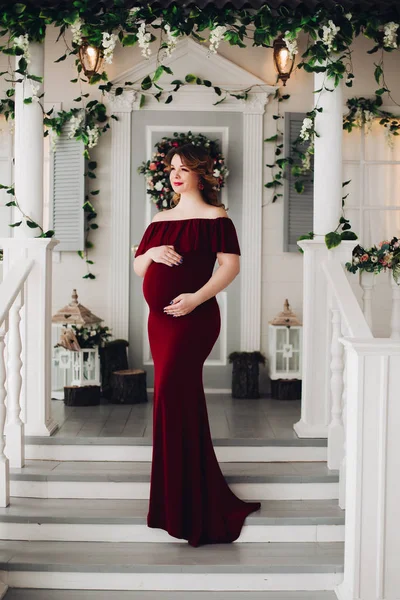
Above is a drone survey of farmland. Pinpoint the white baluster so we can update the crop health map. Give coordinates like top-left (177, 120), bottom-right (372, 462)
top-left (339, 331), bottom-right (348, 510)
top-left (359, 270), bottom-right (376, 331)
top-left (5, 298), bottom-right (25, 469)
top-left (390, 270), bottom-right (400, 340)
top-left (0, 322), bottom-right (10, 507)
top-left (327, 308), bottom-right (345, 470)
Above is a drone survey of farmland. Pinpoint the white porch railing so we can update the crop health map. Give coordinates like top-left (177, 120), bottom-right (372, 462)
top-left (323, 259), bottom-right (400, 600)
top-left (358, 269), bottom-right (400, 339)
top-left (0, 257), bottom-right (34, 507)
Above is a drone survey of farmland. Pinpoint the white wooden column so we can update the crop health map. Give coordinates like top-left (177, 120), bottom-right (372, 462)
top-left (336, 338), bottom-right (400, 600)
top-left (106, 90), bottom-right (137, 340)
top-left (1, 238), bottom-right (59, 436)
top-left (294, 73), bottom-right (345, 437)
top-left (241, 93), bottom-right (268, 351)
top-left (14, 41), bottom-right (44, 237)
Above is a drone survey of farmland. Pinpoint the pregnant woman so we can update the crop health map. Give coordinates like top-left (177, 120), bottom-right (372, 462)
top-left (133, 143), bottom-right (260, 547)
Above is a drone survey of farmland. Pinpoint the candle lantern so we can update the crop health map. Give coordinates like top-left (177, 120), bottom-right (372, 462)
top-left (52, 290), bottom-right (103, 399)
top-left (273, 34), bottom-right (294, 86)
top-left (268, 299), bottom-right (302, 400)
top-left (78, 39), bottom-right (104, 78)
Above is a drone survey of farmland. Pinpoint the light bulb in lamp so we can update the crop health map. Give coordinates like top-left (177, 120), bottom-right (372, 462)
top-left (78, 40), bottom-right (104, 78)
top-left (273, 35), bottom-right (294, 86)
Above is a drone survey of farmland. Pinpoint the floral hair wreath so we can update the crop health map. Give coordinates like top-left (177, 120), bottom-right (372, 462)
top-left (138, 131), bottom-right (229, 211)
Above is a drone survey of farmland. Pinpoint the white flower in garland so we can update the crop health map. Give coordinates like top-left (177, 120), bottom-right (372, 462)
top-left (282, 31), bottom-right (298, 60)
top-left (363, 109), bottom-right (374, 132)
top-left (71, 17), bottom-right (83, 46)
top-left (30, 82), bottom-right (41, 103)
top-left (13, 33), bottom-right (31, 65)
top-left (102, 32), bottom-right (119, 64)
top-left (209, 25), bottom-right (227, 54)
top-left (49, 128), bottom-right (58, 153)
top-left (68, 113), bottom-right (85, 139)
top-left (87, 124), bottom-right (100, 148)
top-left (345, 13), bottom-right (352, 20)
top-left (321, 20), bottom-right (340, 53)
top-left (154, 181), bottom-right (164, 191)
top-left (384, 126), bottom-right (396, 149)
top-left (126, 6), bottom-right (140, 25)
top-left (300, 117), bottom-right (314, 141)
top-left (164, 24), bottom-right (178, 58)
top-left (138, 23), bottom-right (152, 58)
top-left (383, 22), bottom-right (399, 49)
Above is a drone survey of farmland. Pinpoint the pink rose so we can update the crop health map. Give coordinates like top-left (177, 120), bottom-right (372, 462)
top-left (360, 254), bottom-right (369, 262)
top-left (149, 163), bottom-right (157, 171)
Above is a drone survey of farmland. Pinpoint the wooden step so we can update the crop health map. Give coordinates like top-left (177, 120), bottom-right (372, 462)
top-left (3, 590), bottom-right (340, 599)
top-left (24, 436), bottom-right (327, 463)
top-left (0, 498), bottom-right (345, 543)
top-left (0, 540), bottom-right (344, 591)
top-left (10, 461), bottom-right (339, 501)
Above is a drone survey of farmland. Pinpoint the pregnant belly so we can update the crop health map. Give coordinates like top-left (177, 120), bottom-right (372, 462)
top-left (143, 261), bottom-right (208, 312)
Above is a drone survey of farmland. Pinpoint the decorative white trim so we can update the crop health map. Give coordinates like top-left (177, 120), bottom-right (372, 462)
top-left (106, 38), bottom-right (273, 349)
top-left (241, 108), bottom-right (267, 350)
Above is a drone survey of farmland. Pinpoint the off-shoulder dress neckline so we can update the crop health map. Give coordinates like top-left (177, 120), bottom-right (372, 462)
top-left (149, 216), bottom-right (231, 225)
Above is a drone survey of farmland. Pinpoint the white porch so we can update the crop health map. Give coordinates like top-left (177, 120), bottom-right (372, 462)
top-left (0, 13), bottom-right (400, 600)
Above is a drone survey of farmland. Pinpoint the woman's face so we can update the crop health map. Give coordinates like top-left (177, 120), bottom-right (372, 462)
top-left (169, 153), bottom-right (199, 195)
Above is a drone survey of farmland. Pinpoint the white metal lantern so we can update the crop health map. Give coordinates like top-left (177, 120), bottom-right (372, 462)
top-left (268, 299), bottom-right (302, 380)
top-left (51, 289), bottom-right (103, 394)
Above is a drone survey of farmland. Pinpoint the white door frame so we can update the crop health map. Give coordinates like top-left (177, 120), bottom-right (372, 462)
top-left (105, 38), bottom-right (275, 351)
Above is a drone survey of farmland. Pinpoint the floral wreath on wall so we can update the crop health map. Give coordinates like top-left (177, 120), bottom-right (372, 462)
top-left (137, 131), bottom-right (229, 211)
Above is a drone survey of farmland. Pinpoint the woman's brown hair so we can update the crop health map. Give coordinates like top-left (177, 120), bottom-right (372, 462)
top-left (163, 143), bottom-right (226, 209)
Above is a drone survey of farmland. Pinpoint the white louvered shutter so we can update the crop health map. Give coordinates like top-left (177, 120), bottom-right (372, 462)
top-left (283, 112), bottom-right (314, 253)
top-left (49, 117), bottom-right (85, 251)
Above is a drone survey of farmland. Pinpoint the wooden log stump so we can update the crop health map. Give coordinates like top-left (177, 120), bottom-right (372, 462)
top-left (110, 369), bottom-right (148, 404)
top-left (64, 385), bottom-right (100, 406)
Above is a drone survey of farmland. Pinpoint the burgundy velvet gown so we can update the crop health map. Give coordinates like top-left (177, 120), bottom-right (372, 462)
top-left (135, 216), bottom-right (261, 547)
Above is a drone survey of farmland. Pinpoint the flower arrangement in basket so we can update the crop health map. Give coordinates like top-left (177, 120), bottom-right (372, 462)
top-left (137, 131), bottom-right (229, 210)
top-left (55, 323), bottom-right (112, 351)
top-left (345, 238), bottom-right (400, 283)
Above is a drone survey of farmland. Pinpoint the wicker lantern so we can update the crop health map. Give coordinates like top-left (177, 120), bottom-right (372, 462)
top-left (268, 299), bottom-right (302, 399)
top-left (52, 289), bottom-right (102, 389)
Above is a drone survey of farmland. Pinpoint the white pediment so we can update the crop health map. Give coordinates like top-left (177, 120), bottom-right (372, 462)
top-left (113, 37), bottom-right (274, 91)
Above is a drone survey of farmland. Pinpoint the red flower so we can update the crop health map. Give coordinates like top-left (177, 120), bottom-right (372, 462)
top-left (172, 142), bottom-right (179, 147)
top-left (149, 163), bottom-right (157, 171)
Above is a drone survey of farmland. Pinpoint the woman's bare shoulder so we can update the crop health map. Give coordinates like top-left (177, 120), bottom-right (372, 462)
top-left (151, 210), bottom-right (171, 223)
top-left (206, 206), bottom-right (229, 219)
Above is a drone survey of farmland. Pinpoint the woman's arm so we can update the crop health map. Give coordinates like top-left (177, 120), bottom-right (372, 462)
top-left (133, 251), bottom-right (153, 278)
top-left (194, 253), bottom-right (240, 305)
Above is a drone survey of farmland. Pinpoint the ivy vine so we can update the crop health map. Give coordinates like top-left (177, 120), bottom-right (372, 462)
top-left (0, 1), bottom-right (398, 271)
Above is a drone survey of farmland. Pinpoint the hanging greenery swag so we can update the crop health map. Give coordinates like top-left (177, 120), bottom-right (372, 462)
top-left (0, 1), bottom-right (399, 275)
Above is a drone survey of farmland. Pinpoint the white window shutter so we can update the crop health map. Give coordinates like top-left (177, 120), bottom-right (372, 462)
top-left (49, 116), bottom-right (85, 251)
top-left (283, 112), bottom-right (314, 253)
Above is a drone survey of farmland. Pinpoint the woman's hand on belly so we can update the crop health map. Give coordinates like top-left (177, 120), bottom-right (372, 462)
top-left (163, 293), bottom-right (200, 317)
top-left (148, 245), bottom-right (183, 267)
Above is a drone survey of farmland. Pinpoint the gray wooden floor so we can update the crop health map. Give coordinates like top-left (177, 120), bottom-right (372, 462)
top-left (50, 394), bottom-right (301, 439)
